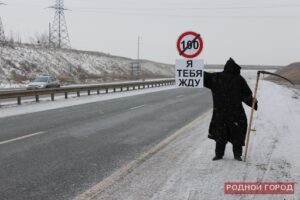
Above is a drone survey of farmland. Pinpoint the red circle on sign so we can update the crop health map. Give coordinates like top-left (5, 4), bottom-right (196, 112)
top-left (177, 31), bottom-right (203, 58)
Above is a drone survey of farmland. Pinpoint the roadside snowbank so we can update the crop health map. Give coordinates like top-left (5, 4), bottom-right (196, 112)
top-left (93, 80), bottom-right (300, 200)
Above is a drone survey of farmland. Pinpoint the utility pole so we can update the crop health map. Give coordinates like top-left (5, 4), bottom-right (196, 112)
top-left (137, 36), bottom-right (142, 79)
top-left (49, 0), bottom-right (71, 48)
top-left (137, 36), bottom-right (140, 67)
top-left (0, 2), bottom-right (6, 43)
top-left (131, 36), bottom-right (142, 79)
top-left (49, 23), bottom-right (51, 47)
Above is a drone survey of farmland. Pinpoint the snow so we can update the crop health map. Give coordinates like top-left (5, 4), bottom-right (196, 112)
top-left (0, 85), bottom-right (177, 119)
top-left (0, 43), bottom-right (174, 87)
top-left (92, 80), bottom-right (300, 200)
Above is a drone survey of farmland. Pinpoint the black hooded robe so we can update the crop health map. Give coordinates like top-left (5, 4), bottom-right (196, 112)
top-left (204, 59), bottom-right (257, 146)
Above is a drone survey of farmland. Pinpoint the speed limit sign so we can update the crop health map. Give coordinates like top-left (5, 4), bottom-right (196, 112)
top-left (175, 31), bottom-right (204, 88)
top-left (177, 31), bottom-right (203, 58)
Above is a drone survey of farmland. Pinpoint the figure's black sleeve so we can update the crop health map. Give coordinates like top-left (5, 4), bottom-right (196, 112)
top-left (241, 77), bottom-right (258, 110)
top-left (204, 72), bottom-right (214, 89)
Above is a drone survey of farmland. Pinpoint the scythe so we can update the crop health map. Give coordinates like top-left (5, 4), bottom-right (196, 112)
top-left (243, 71), bottom-right (294, 162)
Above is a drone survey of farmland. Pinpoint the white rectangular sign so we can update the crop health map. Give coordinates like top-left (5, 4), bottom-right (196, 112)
top-left (175, 59), bottom-right (204, 88)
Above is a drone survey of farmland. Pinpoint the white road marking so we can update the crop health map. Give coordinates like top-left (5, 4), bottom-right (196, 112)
top-left (176, 95), bottom-right (184, 98)
top-left (130, 105), bottom-right (145, 110)
top-left (74, 109), bottom-right (212, 200)
top-left (0, 131), bottom-right (46, 145)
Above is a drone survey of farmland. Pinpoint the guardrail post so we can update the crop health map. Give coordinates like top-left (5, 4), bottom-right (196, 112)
top-left (35, 95), bottom-right (39, 102)
top-left (17, 97), bottom-right (21, 105)
top-left (0, 79), bottom-right (176, 106)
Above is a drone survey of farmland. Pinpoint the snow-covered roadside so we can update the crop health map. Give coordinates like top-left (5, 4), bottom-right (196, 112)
top-left (92, 80), bottom-right (300, 200)
top-left (0, 83), bottom-right (25, 89)
top-left (0, 85), bottom-right (177, 119)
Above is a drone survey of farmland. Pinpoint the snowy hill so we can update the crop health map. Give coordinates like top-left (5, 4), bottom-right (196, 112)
top-left (0, 43), bottom-right (174, 87)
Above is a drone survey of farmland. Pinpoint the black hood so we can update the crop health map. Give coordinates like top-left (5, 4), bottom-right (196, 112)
top-left (223, 58), bottom-right (241, 75)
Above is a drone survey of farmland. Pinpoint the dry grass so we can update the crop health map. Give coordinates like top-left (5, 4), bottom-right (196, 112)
top-left (268, 62), bottom-right (300, 84)
top-left (10, 70), bottom-right (27, 83)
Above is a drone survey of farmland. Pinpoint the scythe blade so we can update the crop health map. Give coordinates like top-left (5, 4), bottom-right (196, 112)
top-left (259, 71), bottom-right (294, 85)
top-left (244, 69), bottom-right (294, 162)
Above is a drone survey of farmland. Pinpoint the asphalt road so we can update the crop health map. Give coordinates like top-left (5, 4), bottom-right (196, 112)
top-left (0, 88), bottom-right (212, 200)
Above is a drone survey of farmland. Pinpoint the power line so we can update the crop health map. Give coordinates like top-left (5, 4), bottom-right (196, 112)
top-left (68, 4), bottom-right (300, 11)
top-left (71, 9), bottom-right (300, 19)
top-left (65, 3), bottom-right (300, 19)
top-left (5, 1), bottom-right (300, 10)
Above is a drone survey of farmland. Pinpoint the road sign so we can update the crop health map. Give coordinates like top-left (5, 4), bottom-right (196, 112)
top-left (177, 31), bottom-right (203, 59)
top-left (175, 59), bottom-right (204, 88)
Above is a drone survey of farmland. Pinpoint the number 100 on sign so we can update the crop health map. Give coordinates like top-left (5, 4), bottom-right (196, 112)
top-left (177, 31), bottom-right (203, 59)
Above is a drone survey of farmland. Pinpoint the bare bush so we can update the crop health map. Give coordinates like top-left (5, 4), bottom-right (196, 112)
top-left (29, 32), bottom-right (49, 47)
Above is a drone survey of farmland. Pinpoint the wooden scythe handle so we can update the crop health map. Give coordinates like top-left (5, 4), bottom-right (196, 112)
top-left (244, 71), bottom-right (260, 162)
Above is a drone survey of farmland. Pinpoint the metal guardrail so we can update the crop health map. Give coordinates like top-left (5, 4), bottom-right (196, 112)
top-left (0, 79), bottom-right (175, 105)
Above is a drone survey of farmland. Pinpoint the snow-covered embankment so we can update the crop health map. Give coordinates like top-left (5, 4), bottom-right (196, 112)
top-left (92, 80), bottom-right (300, 200)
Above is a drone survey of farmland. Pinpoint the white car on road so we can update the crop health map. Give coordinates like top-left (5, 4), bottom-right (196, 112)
top-left (27, 75), bottom-right (60, 90)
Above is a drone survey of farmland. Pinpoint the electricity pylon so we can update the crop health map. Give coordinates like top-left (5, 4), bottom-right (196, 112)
top-left (0, 2), bottom-right (6, 43)
top-left (49, 0), bottom-right (71, 48)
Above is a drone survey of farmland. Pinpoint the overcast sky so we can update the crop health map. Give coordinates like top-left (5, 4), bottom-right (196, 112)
top-left (1, 0), bottom-right (300, 65)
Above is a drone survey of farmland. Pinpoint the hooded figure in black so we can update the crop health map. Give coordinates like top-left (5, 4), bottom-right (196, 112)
top-left (204, 58), bottom-right (257, 161)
